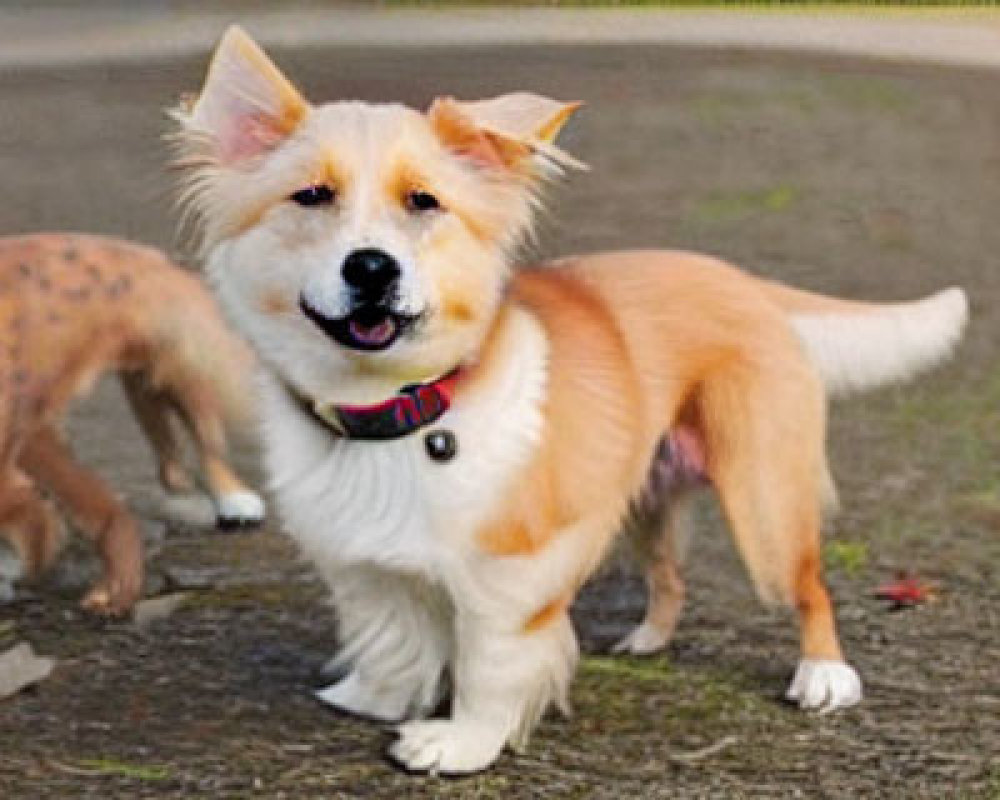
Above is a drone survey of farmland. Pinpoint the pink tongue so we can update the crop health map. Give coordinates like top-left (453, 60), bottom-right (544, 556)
top-left (349, 316), bottom-right (396, 346)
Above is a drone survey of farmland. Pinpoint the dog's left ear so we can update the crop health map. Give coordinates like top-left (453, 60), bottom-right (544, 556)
top-left (173, 25), bottom-right (309, 165)
top-left (429, 93), bottom-right (585, 173)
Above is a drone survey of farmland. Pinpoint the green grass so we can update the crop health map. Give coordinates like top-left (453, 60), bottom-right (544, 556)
top-left (386, 2), bottom-right (998, 8)
top-left (580, 654), bottom-right (674, 682)
top-left (690, 185), bottom-right (797, 222)
top-left (575, 655), bottom-right (772, 728)
top-left (884, 374), bottom-right (1000, 499)
top-left (0, 618), bottom-right (15, 646)
top-left (75, 759), bottom-right (172, 781)
top-left (819, 75), bottom-right (914, 112)
top-left (824, 540), bottom-right (869, 575)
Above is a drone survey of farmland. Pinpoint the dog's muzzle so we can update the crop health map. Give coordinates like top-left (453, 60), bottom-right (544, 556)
top-left (301, 249), bottom-right (418, 352)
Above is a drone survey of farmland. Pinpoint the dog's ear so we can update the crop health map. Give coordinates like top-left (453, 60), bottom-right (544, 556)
top-left (428, 93), bottom-right (584, 173)
top-left (175, 26), bottom-right (308, 164)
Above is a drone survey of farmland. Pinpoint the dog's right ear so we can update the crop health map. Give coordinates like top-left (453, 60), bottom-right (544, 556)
top-left (173, 26), bottom-right (308, 165)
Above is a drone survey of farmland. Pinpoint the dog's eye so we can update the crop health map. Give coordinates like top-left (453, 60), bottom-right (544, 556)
top-left (406, 190), bottom-right (441, 213)
top-left (290, 185), bottom-right (335, 208)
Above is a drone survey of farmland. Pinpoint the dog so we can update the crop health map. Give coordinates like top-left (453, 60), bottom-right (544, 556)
top-left (0, 232), bottom-right (265, 614)
top-left (173, 27), bottom-right (968, 773)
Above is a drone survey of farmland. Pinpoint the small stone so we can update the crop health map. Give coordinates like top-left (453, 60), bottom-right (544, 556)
top-left (157, 492), bottom-right (216, 528)
top-left (0, 642), bottom-right (55, 699)
top-left (133, 592), bottom-right (190, 630)
top-left (162, 565), bottom-right (221, 590)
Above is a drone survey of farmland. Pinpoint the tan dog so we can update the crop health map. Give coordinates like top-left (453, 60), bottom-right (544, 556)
top-left (0, 233), bottom-right (264, 614)
top-left (173, 27), bottom-right (967, 773)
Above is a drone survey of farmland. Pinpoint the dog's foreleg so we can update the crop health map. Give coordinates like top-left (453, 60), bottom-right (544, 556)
top-left (390, 526), bottom-right (584, 774)
top-left (168, 381), bottom-right (265, 528)
top-left (120, 373), bottom-right (194, 492)
top-left (317, 567), bottom-right (451, 723)
top-left (19, 426), bottom-right (141, 614)
top-left (391, 573), bottom-right (578, 775)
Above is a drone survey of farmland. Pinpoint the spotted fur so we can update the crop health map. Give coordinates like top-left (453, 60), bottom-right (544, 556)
top-left (0, 232), bottom-right (264, 613)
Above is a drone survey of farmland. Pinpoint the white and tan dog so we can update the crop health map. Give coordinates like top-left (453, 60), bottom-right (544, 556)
top-left (174, 27), bottom-right (968, 774)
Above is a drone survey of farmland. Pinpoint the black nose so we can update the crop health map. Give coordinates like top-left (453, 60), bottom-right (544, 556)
top-left (342, 248), bottom-right (400, 298)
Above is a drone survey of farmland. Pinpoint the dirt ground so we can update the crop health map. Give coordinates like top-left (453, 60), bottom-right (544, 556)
top-left (0, 40), bottom-right (998, 799)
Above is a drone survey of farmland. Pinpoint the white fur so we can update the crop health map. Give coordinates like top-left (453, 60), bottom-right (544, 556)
top-left (260, 308), bottom-right (548, 571)
top-left (786, 658), bottom-right (863, 713)
top-left (214, 489), bottom-right (266, 525)
top-left (791, 287), bottom-right (968, 395)
top-left (391, 719), bottom-right (510, 775)
top-left (317, 668), bottom-right (426, 723)
top-left (612, 620), bottom-right (673, 656)
top-left (316, 567), bottom-right (452, 722)
top-left (260, 308), bottom-right (586, 770)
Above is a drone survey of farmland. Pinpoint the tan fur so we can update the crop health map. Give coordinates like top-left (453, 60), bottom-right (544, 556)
top-left (523, 593), bottom-right (571, 634)
top-left (477, 252), bottom-right (838, 656)
top-left (0, 232), bottom-right (258, 614)
top-left (479, 269), bottom-right (644, 559)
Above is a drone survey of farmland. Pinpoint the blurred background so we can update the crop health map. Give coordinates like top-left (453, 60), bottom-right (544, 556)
top-left (0, 3), bottom-right (997, 798)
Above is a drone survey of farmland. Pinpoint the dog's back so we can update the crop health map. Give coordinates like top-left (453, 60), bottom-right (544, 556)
top-left (0, 232), bottom-right (252, 428)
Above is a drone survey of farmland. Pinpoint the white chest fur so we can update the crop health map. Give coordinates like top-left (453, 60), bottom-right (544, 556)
top-left (259, 309), bottom-right (549, 580)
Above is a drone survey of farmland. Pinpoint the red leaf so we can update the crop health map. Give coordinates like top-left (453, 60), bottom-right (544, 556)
top-left (873, 575), bottom-right (936, 609)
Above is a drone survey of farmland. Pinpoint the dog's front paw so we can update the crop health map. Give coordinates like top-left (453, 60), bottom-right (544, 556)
top-left (215, 490), bottom-right (265, 529)
top-left (390, 720), bottom-right (506, 775)
top-left (786, 658), bottom-right (862, 713)
top-left (316, 672), bottom-right (412, 723)
top-left (81, 575), bottom-right (141, 616)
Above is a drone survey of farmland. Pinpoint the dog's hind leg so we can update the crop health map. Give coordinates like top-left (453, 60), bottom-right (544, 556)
top-left (19, 425), bottom-right (142, 614)
top-left (120, 373), bottom-right (194, 492)
top-left (783, 545), bottom-right (862, 713)
top-left (613, 489), bottom-right (694, 656)
top-left (167, 379), bottom-right (264, 528)
top-left (700, 362), bottom-right (861, 713)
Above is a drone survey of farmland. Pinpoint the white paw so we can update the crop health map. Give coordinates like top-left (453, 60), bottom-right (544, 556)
top-left (612, 621), bottom-right (672, 656)
top-left (786, 658), bottom-right (862, 713)
top-left (215, 490), bottom-right (265, 528)
top-left (390, 720), bottom-right (506, 775)
top-left (315, 672), bottom-right (410, 723)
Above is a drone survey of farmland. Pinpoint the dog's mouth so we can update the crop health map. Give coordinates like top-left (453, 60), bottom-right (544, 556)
top-left (300, 298), bottom-right (418, 352)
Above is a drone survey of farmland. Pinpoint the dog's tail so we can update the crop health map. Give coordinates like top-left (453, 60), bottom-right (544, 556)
top-left (143, 260), bottom-right (257, 427)
top-left (760, 281), bottom-right (969, 395)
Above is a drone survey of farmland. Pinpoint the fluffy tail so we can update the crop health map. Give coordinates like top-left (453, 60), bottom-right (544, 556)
top-left (144, 263), bottom-right (257, 427)
top-left (760, 281), bottom-right (969, 395)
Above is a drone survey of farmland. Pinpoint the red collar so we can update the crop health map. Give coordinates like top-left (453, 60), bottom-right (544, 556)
top-left (305, 369), bottom-right (462, 440)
